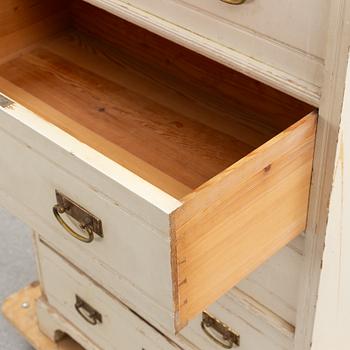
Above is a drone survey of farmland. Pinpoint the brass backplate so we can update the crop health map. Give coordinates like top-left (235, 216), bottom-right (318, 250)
top-left (202, 311), bottom-right (240, 348)
top-left (55, 190), bottom-right (103, 237)
top-left (75, 295), bottom-right (102, 324)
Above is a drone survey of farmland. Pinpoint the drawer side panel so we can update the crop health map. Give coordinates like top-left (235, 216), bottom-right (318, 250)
top-left (171, 112), bottom-right (317, 330)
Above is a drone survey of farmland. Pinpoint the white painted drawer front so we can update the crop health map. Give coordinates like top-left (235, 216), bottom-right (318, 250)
top-left (37, 241), bottom-right (181, 350)
top-left (0, 107), bottom-right (177, 332)
top-left (37, 239), bottom-right (294, 350)
top-left (85, 0), bottom-right (330, 103)
top-left (181, 0), bottom-right (328, 58)
top-left (180, 288), bottom-right (294, 350)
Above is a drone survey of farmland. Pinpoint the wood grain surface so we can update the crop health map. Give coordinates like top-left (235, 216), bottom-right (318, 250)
top-left (171, 113), bottom-right (317, 330)
top-left (0, 1), bottom-right (313, 199)
top-left (0, 0), bottom-right (70, 60)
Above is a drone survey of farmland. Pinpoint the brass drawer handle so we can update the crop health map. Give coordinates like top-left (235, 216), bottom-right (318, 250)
top-left (53, 190), bottom-right (103, 243)
top-left (220, 0), bottom-right (246, 4)
top-left (53, 204), bottom-right (94, 243)
top-left (75, 295), bottom-right (102, 325)
top-left (201, 312), bottom-right (240, 348)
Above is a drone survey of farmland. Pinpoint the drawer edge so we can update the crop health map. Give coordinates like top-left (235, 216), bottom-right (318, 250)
top-left (0, 94), bottom-right (180, 232)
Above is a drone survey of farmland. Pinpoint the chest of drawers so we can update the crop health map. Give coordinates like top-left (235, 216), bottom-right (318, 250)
top-left (1, 1), bottom-right (349, 350)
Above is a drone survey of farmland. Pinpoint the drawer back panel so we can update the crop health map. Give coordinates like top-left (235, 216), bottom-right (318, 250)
top-left (0, 0), bottom-right (70, 60)
top-left (70, 0), bottom-right (311, 133)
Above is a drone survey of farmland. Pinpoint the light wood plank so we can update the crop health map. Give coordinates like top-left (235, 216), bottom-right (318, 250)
top-left (0, 42), bottom-right (257, 198)
top-left (71, 1), bottom-right (312, 133)
top-left (0, 76), bottom-right (192, 200)
top-left (171, 113), bottom-right (317, 330)
top-left (0, 3), bottom-right (314, 199)
top-left (2, 282), bottom-right (84, 350)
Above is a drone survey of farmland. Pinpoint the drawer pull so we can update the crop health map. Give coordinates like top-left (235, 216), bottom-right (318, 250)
top-left (53, 190), bottom-right (103, 243)
top-left (220, 0), bottom-right (246, 4)
top-left (75, 295), bottom-right (102, 325)
top-left (201, 312), bottom-right (240, 348)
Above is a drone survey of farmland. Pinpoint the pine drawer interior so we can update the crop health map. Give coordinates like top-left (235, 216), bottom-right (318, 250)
top-left (0, 0), bottom-right (317, 331)
top-left (0, 0), bottom-right (315, 200)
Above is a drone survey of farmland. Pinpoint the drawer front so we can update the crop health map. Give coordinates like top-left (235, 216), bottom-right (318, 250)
top-left (37, 238), bottom-right (294, 350)
top-left (0, 98), bottom-right (316, 333)
top-left (175, 0), bottom-right (328, 58)
top-left (180, 289), bottom-right (294, 350)
top-left (0, 104), bottom-right (177, 331)
top-left (37, 241), bottom-right (181, 350)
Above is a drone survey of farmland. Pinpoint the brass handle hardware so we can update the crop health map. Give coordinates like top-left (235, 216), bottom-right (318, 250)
top-left (220, 0), bottom-right (246, 4)
top-left (53, 190), bottom-right (103, 243)
top-left (53, 204), bottom-right (94, 243)
top-left (201, 312), bottom-right (240, 348)
top-left (75, 295), bottom-right (102, 325)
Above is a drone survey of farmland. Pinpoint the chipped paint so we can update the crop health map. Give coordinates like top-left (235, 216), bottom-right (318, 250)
top-left (0, 94), bottom-right (14, 108)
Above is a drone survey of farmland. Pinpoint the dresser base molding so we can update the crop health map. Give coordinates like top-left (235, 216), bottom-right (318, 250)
top-left (1, 283), bottom-right (86, 350)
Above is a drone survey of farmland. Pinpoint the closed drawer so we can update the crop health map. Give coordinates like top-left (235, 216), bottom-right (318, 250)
top-left (180, 289), bottom-right (295, 350)
top-left (113, 0), bottom-right (329, 57)
top-left (36, 241), bottom-right (181, 350)
top-left (0, 0), bottom-right (316, 333)
top-left (37, 238), bottom-right (293, 350)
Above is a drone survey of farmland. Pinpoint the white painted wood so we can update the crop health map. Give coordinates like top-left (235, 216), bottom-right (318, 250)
top-left (182, 0), bottom-right (329, 58)
top-left (36, 242), bottom-right (182, 350)
top-left (0, 106), bottom-right (176, 331)
top-left (37, 239), bottom-right (294, 350)
top-left (310, 52), bottom-right (350, 350)
top-left (294, 1), bottom-right (350, 349)
top-left (0, 97), bottom-right (181, 232)
top-left (82, 0), bottom-right (324, 105)
top-left (37, 298), bottom-right (101, 350)
top-left (180, 288), bottom-right (294, 350)
top-left (237, 239), bottom-right (304, 325)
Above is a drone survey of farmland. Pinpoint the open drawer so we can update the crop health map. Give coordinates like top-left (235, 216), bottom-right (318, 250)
top-left (0, 0), bottom-right (316, 333)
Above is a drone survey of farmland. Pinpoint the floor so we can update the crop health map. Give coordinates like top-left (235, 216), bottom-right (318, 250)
top-left (0, 207), bottom-right (36, 350)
